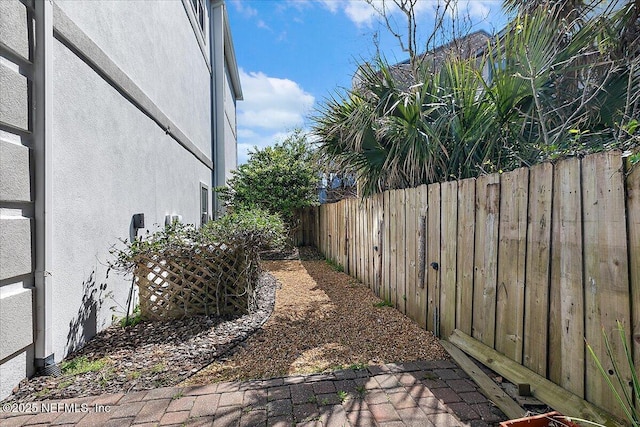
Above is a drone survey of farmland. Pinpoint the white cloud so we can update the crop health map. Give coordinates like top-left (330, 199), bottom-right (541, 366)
top-left (238, 69), bottom-right (314, 130)
top-left (230, 0), bottom-right (257, 18)
top-left (317, 0), bottom-right (339, 13)
top-left (236, 70), bottom-right (315, 164)
top-left (326, 0), bottom-right (500, 28)
top-left (343, 1), bottom-right (381, 27)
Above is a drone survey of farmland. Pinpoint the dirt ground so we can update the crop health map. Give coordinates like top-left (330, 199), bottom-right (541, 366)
top-left (184, 258), bottom-right (448, 385)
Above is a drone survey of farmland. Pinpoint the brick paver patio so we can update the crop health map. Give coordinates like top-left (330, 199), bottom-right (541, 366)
top-left (0, 360), bottom-right (508, 426)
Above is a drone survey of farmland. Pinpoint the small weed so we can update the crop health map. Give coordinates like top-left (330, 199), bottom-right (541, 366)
top-left (119, 306), bottom-right (143, 328)
top-left (373, 299), bottom-right (393, 308)
top-left (355, 385), bottom-right (367, 398)
top-left (423, 372), bottom-right (438, 380)
top-left (320, 398), bottom-right (331, 405)
top-left (151, 363), bottom-right (166, 373)
top-left (402, 294), bottom-right (407, 301)
top-left (98, 369), bottom-right (114, 388)
top-left (60, 356), bottom-right (108, 376)
top-left (57, 379), bottom-right (73, 389)
top-left (127, 371), bottom-right (141, 380)
top-left (326, 259), bottom-right (344, 272)
top-left (153, 377), bottom-right (170, 387)
top-left (34, 388), bottom-right (51, 398)
top-left (172, 391), bottom-right (184, 400)
top-left (348, 363), bottom-right (367, 371)
top-left (337, 390), bottom-right (348, 402)
top-left (307, 396), bottom-right (318, 404)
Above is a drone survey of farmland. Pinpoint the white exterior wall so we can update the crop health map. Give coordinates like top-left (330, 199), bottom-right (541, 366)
top-left (50, 37), bottom-right (212, 356)
top-left (48, 1), bottom-right (213, 358)
top-left (55, 0), bottom-right (212, 156)
top-left (0, 0), bottom-right (244, 400)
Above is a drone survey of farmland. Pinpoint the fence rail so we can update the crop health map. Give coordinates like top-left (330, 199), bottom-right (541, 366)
top-left (296, 150), bottom-right (640, 420)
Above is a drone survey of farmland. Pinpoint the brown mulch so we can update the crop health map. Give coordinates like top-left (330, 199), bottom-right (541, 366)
top-left (183, 251), bottom-right (447, 385)
top-left (3, 246), bottom-right (447, 402)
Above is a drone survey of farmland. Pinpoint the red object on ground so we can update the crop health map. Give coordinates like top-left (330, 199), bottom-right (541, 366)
top-left (499, 411), bottom-right (581, 427)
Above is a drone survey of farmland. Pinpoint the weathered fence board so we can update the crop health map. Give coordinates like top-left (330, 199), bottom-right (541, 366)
top-left (416, 185), bottom-right (429, 329)
top-left (427, 183), bottom-right (441, 334)
top-left (582, 152), bottom-right (632, 418)
top-left (397, 189), bottom-right (407, 314)
top-left (472, 174), bottom-right (500, 347)
top-left (440, 180), bottom-right (458, 339)
top-left (300, 151), bottom-right (639, 419)
top-left (405, 188), bottom-right (419, 323)
top-left (374, 193), bottom-right (383, 296)
top-left (389, 190), bottom-right (399, 308)
top-left (523, 162), bottom-right (553, 377)
top-left (549, 157), bottom-right (584, 397)
top-left (456, 178), bottom-right (476, 336)
top-left (627, 164), bottom-right (640, 397)
top-left (383, 190), bottom-right (391, 303)
top-left (495, 168), bottom-right (529, 364)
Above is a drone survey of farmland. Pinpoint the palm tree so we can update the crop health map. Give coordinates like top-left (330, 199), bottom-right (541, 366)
top-left (313, 4), bottom-right (640, 197)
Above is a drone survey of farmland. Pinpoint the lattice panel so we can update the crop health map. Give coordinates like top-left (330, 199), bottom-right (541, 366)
top-left (135, 243), bottom-right (257, 321)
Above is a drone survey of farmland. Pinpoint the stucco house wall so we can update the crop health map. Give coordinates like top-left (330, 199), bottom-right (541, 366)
top-left (0, 0), bottom-right (242, 400)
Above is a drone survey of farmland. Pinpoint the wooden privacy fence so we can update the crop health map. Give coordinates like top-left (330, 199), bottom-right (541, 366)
top-left (135, 242), bottom-right (257, 321)
top-left (297, 150), bottom-right (640, 420)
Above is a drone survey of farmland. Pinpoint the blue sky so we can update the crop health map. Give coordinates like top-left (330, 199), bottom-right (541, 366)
top-left (227, 0), bottom-right (509, 164)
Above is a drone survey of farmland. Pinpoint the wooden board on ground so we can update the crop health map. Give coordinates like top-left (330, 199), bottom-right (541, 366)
top-left (448, 329), bottom-right (625, 427)
top-left (472, 174), bottom-right (500, 347)
top-left (456, 178), bottom-right (475, 335)
top-left (440, 339), bottom-right (524, 420)
top-left (549, 157), bottom-right (584, 397)
top-left (582, 151), bottom-right (632, 418)
top-left (495, 168), bottom-right (528, 363)
top-left (523, 162), bottom-right (553, 377)
top-left (426, 183), bottom-right (441, 335)
top-left (440, 181), bottom-right (458, 339)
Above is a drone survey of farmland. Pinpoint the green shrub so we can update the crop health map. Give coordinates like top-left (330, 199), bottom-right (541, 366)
top-left (216, 129), bottom-right (319, 225)
top-left (109, 222), bottom-right (200, 273)
top-left (202, 208), bottom-right (288, 253)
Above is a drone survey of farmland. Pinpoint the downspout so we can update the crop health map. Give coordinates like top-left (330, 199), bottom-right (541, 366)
top-left (33, 0), bottom-right (57, 375)
top-left (210, 0), bottom-right (225, 218)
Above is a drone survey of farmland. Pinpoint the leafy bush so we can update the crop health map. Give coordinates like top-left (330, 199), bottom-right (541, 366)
top-left (110, 222), bottom-right (201, 273)
top-left (216, 129), bottom-right (319, 225)
top-left (110, 208), bottom-right (288, 275)
top-left (313, 6), bottom-right (640, 196)
top-left (201, 208), bottom-right (288, 254)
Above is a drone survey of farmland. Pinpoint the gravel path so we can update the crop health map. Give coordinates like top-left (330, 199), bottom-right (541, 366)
top-left (3, 247), bottom-right (448, 403)
top-left (184, 255), bottom-right (448, 385)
